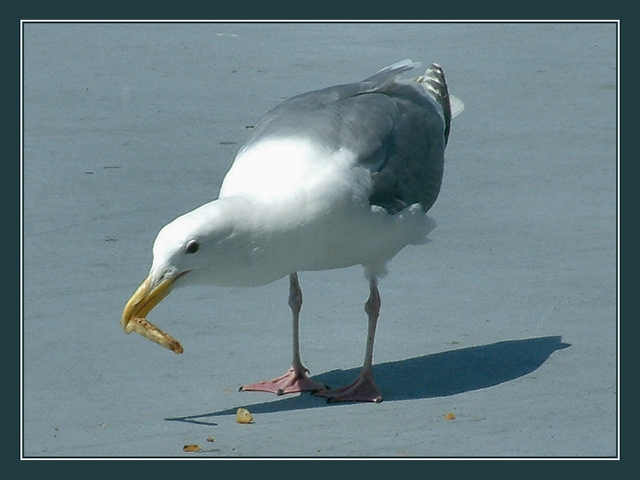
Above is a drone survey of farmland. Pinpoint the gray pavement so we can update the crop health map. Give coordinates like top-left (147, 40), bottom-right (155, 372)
top-left (22, 22), bottom-right (617, 458)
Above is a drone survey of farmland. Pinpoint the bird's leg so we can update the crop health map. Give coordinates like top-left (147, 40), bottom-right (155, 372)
top-left (240, 272), bottom-right (327, 395)
top-left (315, 276), bottom-right (383, 403)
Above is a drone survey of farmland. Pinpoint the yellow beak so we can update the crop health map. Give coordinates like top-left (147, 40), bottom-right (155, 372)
top-left (121, 275), bottom-right (183, 354)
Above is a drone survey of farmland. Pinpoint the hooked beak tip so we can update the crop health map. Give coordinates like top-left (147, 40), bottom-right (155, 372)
top-left (121, 275), bottom-right (174, 330)
top-left (120, 274), bottom-right (183, 354)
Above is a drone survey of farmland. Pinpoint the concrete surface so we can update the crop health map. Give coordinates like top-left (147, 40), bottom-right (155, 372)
top-left (22, 21), bottom-right (618, 458)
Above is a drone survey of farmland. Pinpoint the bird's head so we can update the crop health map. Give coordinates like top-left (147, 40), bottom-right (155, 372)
top-left (120, 198), bottom-right (240, 352)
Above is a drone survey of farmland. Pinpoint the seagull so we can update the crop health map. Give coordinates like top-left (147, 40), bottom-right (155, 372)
top-left (121, 59), bottom-right (463, 403)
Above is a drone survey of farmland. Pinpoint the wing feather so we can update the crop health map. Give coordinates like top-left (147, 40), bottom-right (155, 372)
top-left (237, 61), bottom-right (455, 214)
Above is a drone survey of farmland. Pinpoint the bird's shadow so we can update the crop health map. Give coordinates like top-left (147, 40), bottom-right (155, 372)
top-left (166, 335), bottom-right (570, 426)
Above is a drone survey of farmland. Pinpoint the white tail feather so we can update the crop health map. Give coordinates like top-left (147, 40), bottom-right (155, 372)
top-left (450, 95), bottom-right (465, 119)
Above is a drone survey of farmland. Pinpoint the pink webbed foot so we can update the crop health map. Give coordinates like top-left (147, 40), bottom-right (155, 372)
top-left (314, 373), bottom-right (383, 403)
top-left (240, 367), bottom-right (328, 396)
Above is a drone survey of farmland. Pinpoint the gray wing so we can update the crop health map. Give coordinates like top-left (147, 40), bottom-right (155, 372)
top-left (240, 61), bottom-right (452, 214)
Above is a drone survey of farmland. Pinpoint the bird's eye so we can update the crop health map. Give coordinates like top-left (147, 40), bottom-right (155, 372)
top-left (185, 240), bottom-right (200, 254)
